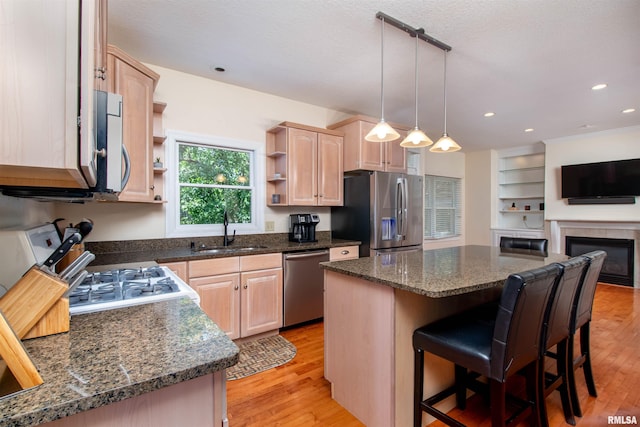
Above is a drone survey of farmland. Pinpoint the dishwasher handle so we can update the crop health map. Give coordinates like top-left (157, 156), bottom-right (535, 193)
top-left (283, 250), bottom-right (330, 260)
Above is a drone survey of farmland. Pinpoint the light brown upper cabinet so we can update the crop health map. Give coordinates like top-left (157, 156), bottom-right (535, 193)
top-left (328, 115), bottom-right (408, 173)
top-left (0, 0), bottom-right (103, 189)
top-left (266, 122), bottom-right (344, 206)
top-left (106, 45), bottom-right (159, 202)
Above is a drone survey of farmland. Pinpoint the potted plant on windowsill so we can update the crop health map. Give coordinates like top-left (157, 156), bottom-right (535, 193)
top-left (153, 157), bottom-right (163, 168)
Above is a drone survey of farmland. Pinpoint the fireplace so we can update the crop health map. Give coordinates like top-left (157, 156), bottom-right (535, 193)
top-left (565, 236), bottom-right (634, 286)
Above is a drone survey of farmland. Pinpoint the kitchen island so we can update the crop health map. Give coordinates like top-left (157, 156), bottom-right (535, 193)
top-left (0, 298), bottom-right (238, 427)
top-left (321, 245), bottom-right (568, 427)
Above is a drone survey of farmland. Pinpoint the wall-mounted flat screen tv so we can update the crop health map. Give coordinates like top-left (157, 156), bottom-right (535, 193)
top-left (561, 158), bottom-right (640, 199)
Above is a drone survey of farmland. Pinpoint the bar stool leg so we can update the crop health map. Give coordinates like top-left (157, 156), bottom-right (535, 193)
top-left (567, 333), bottom-right (583, 417)
top-left (454, 365), bottom-right (467, 409)
top-left (414, 348), bottom-right (425, 427)
top-left (580, 323), bottom-right (597, 397)
top-left (557, 340), bottom-right (576, 425)
top-left (489, 380), bottom-right (506, 427)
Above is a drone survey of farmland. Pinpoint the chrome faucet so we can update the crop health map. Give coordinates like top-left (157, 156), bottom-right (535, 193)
top-left (223, 211), bottom-right (236, 246)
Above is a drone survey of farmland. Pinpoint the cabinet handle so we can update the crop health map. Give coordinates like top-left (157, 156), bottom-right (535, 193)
top-left (341, 250), bottom-right (349, 255)
top-left (243, 284), bottom-right (248, 289)
top-left (234, 285), bottom-right (239, 291)
top-left (95, 67), bottom-right (106, 80)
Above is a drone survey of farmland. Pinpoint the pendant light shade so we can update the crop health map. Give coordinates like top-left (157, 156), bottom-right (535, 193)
top-left (430, 51), bottom-right (461, 153)
top-left (401, 34), bottom-right (433, 148)
top-left (366, 16), bottom-right (400, 143)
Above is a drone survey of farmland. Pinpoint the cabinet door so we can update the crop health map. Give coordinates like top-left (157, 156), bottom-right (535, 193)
top-left (240, 268), bottom-right (283, 337)
top-left (317, 133), bottom-right (343, 206)
top-left (0, 0), bottom-right (87, 188)
top-left (385, 139), bottom-right (407, 173)
top-left (93, 0), bottom-right (108, 91)
top-left (190, 273), bottom-right (241, 340)
top-left (159, 261), bottom-right (188, 282)
top-left (107, 52), bottom-right (154, 202)
top-left (287, 128), bottom-right (318, 205)
top-left (358, 122), bottom-right (386, 171)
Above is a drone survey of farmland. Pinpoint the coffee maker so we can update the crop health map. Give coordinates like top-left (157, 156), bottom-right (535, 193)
top-left (288, 213), bottom-right (320, 243)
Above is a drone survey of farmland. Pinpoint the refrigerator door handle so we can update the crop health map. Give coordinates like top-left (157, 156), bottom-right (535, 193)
top-left (402, 178), bottom-right (408, 239)
top-left (396, 179), bottom-right (402, 240)
top-left (396, 178), bottom-right (408, 241)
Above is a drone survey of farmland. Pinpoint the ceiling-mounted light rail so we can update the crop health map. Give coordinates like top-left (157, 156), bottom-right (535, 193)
top-left (375, 12), bottom-right (451, 52)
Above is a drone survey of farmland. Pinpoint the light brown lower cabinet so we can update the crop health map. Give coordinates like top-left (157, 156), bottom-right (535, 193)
top-left (43, 371), bottom-right (226, 427)
top-left (188, 253), bottom-right (283, 340)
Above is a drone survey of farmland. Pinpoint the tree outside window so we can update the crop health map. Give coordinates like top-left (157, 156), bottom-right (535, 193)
top-left (165, 131), bottom-right (264, 238)
top-left (178, 143), bottom-right (253, 225)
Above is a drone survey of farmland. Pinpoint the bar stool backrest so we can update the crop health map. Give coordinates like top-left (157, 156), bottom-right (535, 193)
top-left (499, 237), bottom-right (549, 256)
top-left (491, 263), bottom-right (563, 381)
top-left (572, 250), bottom-right (607, 332)
top-left (544, 256), bottom-right (590, 348)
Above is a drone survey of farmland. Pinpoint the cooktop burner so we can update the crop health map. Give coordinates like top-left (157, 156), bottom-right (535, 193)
top-left (68, 266), bottom-right (200, 315)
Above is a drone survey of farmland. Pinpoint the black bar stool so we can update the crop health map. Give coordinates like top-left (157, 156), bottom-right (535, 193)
top-left (413, 263), bottom-right (563, 427)
top-left (537, 256), bottom-right (590, 427)
top-left (567, 250), bottom-right (606, 417)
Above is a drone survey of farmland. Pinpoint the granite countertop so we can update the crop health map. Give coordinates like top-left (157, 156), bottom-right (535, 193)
top-left (320, 245), bottom-right (569, 298)
top-left (0, 298), bottom-right (239, 427)
top-left (86, 232), bottom-right (359, 266)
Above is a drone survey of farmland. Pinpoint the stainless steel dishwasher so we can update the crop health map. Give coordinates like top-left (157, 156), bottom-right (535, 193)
top-left (283, 249), bottom-right (330, 327)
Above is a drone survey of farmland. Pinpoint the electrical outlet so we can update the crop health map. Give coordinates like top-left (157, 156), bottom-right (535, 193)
top-left (265, 220), bottom-right (275, 232)
top-left (522, 215), bottom-right (527, 222)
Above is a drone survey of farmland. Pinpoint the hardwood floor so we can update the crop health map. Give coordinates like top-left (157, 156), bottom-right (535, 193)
top-left (226, 320), bottom-right (364, 427)
top-left (227, 283), bottom-right (639, 426)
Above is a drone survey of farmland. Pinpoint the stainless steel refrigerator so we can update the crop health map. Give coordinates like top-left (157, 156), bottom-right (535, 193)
top-left (331, 171), bottom-right (424, 257)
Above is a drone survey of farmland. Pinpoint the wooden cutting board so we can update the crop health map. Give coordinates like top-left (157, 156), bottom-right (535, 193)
top-left (0, 266), bottom-right (68, 339)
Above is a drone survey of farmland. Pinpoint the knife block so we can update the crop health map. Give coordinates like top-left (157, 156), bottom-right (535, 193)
top-left (56, 242), bottom-right (85, 274)
top-left (0, 310), bottom-right (43, 397)
top-left (0, 266), bottom-right (69, 339)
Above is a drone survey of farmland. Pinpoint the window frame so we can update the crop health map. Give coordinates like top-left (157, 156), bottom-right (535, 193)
top-left (165, 130), bottom-right (264, 238)
top-left (423, 174), bottom-right (462, 239)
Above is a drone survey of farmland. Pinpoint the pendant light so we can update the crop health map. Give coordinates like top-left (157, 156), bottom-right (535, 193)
top-left (400, 33), bottom-right (433, 148)
top-left (430, 51), bottom-right (461, 153)
top-left (365, 16), bottom-right (400, 143)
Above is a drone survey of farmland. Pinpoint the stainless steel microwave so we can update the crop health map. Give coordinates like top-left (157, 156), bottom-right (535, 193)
top-left (0, 90), bottom-right (127, 202)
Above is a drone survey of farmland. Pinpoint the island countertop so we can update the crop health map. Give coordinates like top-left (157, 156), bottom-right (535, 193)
top-left (0, 298), bottom-right (239, 427)
top-left (320, 245), bottom-right (568, 298)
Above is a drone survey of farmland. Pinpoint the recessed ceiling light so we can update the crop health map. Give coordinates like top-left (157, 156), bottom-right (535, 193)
top-left (483, 112), bottom-right (495, 117)
top-left (524, 128), bottom-right (534, 133)
top-left (591, 83), bottom-right (607, 90)
top-left (622, 108), bottom-right (636, 114)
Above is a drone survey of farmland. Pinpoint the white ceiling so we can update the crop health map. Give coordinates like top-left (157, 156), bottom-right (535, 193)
top-left (107, 0), bottom-right (640, 152)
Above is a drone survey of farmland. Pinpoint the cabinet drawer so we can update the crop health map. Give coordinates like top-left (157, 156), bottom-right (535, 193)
top-left (330, 246), bottom-right (359, 261)
top-left (240, 253), bottom-right (282, 271)
top-left (189, 257), bottom-right (239, 278)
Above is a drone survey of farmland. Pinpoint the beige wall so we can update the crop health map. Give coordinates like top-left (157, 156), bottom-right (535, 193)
top-left (544, 125), bottom-right (640, 222)
top-left (463, 149), bottom-right (495, 245)
top-left (53, 64), bottom-right (352, 242)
